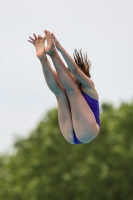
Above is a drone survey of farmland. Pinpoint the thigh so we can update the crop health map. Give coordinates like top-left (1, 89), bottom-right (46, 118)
top-left (66, 89), bottom-right (100, 143)
top-left (55, 90), bottom-right (75, 144)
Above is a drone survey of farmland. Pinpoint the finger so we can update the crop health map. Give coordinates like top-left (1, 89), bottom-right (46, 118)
top-left (39, 36), bottom-right (44, 40)
top-left (52, 33), bottom-right (54, 37)
top-left (33, 33), bottom-right (37, 39)
top-left (51, 33), bottom-right (55, 40)
top-left (38, 35), bottom-right (42, 39)
top-left (28, 39), bottom-right (34, 44)
top-left (52, 33), bottom-right (55, 39)
top-left (29, 36), bottom-right (35, 41)
top-left (28, 40), bottom-right (35, 45)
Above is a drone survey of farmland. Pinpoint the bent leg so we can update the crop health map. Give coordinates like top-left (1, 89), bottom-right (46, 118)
top-left (40, 56), bottom-right (75, 144)
top-left (73, 129), bottom-right (82, 144)
top-left (66, 89), bottom-right (100, 143)
top-left (44, 31), bottom-right (99, 143)
top-left (55, 92), bottom-right (75, 144)
top-left (40, 55), bottom-right (64, 95)
top-left (29, 35), bottom-right (76, 144)
top-left (53, 35), bottom-right (100, 142)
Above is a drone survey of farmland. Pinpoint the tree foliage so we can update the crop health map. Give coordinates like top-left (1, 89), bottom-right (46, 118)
top-left (0, 102), bottom-right (133, 200)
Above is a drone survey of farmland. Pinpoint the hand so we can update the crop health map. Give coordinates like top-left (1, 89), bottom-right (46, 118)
top-left (28, 33), bottom-right (38, 45)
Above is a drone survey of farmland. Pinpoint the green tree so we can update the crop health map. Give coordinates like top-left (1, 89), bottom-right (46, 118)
top-left (0, 102), bottom-right (133, 200)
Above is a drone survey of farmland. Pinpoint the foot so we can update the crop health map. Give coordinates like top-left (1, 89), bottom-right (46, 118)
top-left (35, 35), bottom-right (45, 59)
top-left (44, 30), bottom-right (56, 55)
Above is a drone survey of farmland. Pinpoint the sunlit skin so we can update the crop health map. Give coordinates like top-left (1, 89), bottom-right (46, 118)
top-left (28, 30), bottom-right (100, 144)
top-left (28, 32), bottom-right (80, 88)
top-left (67, 69), bottom-right (80, 88)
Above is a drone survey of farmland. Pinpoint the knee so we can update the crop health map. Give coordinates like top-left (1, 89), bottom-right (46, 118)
top-left (67, 141), bottom-right (75, 145)
top-left (79, 132), bottom-right (99, 144)
top-left (66, 138), bottom-right (75, 145)
top-left (65, 136), bottom-right (75, 145)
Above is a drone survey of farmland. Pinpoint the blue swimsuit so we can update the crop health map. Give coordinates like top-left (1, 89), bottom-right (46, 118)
top-left (73, 90), bottom-right (100, 144)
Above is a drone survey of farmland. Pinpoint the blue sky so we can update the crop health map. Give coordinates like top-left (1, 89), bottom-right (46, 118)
top-left (0, 0), bottom-right (133, 153)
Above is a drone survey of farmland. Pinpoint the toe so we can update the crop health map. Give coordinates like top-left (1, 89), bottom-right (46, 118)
top-left (44, 30), bottom-right (51, 34)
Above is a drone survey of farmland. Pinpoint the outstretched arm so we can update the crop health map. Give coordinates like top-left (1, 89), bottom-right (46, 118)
top-left (53, 34), bottom-right (94, 89)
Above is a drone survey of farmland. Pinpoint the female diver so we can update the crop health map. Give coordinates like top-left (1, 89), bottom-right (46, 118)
top-left (28, 30), bottom-right (100, 144)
